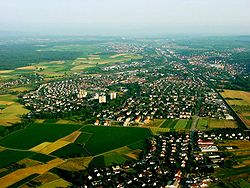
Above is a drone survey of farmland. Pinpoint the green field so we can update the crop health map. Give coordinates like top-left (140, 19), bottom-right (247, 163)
top-left (0, 123), bottom-right (82, 149)
top-left (197, 118), bottom-right (208, 130)
top-left (51, 143), bottom-right (89, 159)
top-left (160, 119), bottom-right (174, 128)
top-left (0, 149), bottom-right (34, 168)
top-left (29, 153), bottom-right (55, 163)
top-left (174, 119), bottom-right (190, 130)
top-left (75, 132), bottom-right (93, 145)
top-left (78, 126), bottom-right (152, 155)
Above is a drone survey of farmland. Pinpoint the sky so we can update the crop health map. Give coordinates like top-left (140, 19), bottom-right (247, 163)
top-left (0, 0), bottom-right (249, 36)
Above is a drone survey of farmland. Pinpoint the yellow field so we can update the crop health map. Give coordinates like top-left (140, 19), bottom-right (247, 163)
top-left (220, 90), bottom-right (250, 106)
top-left (143, 119), bottom-right (165, 127)
top-left (30, 142), bottom-right (52, 152)
top-left (125, 150), bottom-right (142, 160)
top-left (0, 70), bottom-right (15, 74)
top-left (10, 87), bottom-right (32, 92)
top-left (59, 156), bottom-right (93, 171)
top-left (110, 53), bottom-right (126, 58)
top-left (16, 65), bottom-right (47, 70)
top-left (209, 119), bottom-right (238, 128)
top-left (0, 103), bottom-right (30, 126)
top-left (0, 158), bottom-right (64, 187)
top-left (36, 140), bottom-right (70, 155)
top-left (61, 131), bottom-right (81, 142)
top-left (35, 119), bottom-right (45, 123)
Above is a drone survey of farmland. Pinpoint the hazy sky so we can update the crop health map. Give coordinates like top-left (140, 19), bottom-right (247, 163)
top-left (0, 0), bottom-right (249, 36)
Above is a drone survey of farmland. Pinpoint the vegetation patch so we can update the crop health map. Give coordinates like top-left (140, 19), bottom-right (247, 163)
top-left (59, 156), bottom-right (93, 171)
top-left (0, 149), bottom-right (34, 168)
top-left (8, 173), bottom-right (39, 188)
top-left (51, 143), bottom-right (89, 159)
top-left (0, 123), bottom-right (82, 149)
top-left (79, 126), bottom-right (152, 155)
top-left (29, 153), bottom-right (55, 163)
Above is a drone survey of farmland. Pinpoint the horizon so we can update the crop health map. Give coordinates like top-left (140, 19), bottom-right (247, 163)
top-left (0, 0), bottom-right (250, 36)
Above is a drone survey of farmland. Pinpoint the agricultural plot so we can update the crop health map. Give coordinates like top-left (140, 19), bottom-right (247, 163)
top-left (70, 53), bottom-right (142, 71)
top-left (51, 143), bottom-right (89, 159)
top-left (78, 126), bottom-right (152, 155)
top-left (160, 119), bottom-right (175, 128)
top-left (174, 119), bottom-right (192, 130)
top-left (220, 90), bottom-right (250, 106)
top-left (29, 153), bottom-right (55, 163)
top-left (75, 132), bottom-right (93, 145)
top-left (220, 90), bottom-right (250, 127)
top-left (0, 94), bottom-right (29, 126)
top-left (197, 118), bottom-right (237, 130)
top-left (59, 156), bottom-right (93, 171)
top-left (209, 119), bottom-right (237, 128)
top-left (144, 119), bottom-right (165, 127)
top-left (0, 123), bottom-right (82, 149)
top-left (8, 173), bottom-right (39, 188)
top-left (0, 149), bottom-right (34, 168)
top-left (196, 118), bottom-right (208, 130)
top-left (0, 158), bottom-right (64, 188)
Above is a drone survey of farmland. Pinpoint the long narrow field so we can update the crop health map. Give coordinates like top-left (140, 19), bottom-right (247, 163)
top-left (0, 123), bottom-right (82, 149)
top-left (220, 89), bottom-right (250, 127)
top-left (196, 118), bottom-right (237, 130)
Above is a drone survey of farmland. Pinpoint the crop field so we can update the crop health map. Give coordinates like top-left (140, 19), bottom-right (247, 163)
top-left (0, 149), bottom-right (34, 168)
top-left (196, 118), bottom-right (208, 130)
top-left (220, 90), bottom-right (250, 106)
top-left (174, 119), bottom-right (192, 130)
top-left (51, 143), bottom-right (89, 159)
top-left (0, 94), bottom-right (29, 126)
top-left (75, 132), bottom-right (93, 145)
top-left (78, 126), bottom-right (152, 155)
top-left (209, 119), bottom-right (237, 128)
top-left (149, 127), bottom-right (170, 134)
top-left (0, 158), bottom-right (64, 187)
top-left (29, 153), bottom-right (55, 163)
top-left (196, 118), bottom-right (237, 130)
top-left (58, 156), bottom-right (93, 171)
top-left (0, 123), bottom-right (82, 149)
top-left (8, 173), bottom-right (39, 188)
top-left (144, 119), bottom-right (165, 127)
top-left (220, 90), bottom-right (250, 127)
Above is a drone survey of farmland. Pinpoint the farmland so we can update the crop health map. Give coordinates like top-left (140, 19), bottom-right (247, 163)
top-left (0, 94), bottom-right (29, 126)
top-left (0, 123), bottom-right (82, 149)
top-left (196, 118), bottom-right (238, 130)
top-left (220, 90), bottom-right (250, 127)
top-left (0, 150), bottom-right (34, 168)
top-left (77, 126), bottom-right (152, 155)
